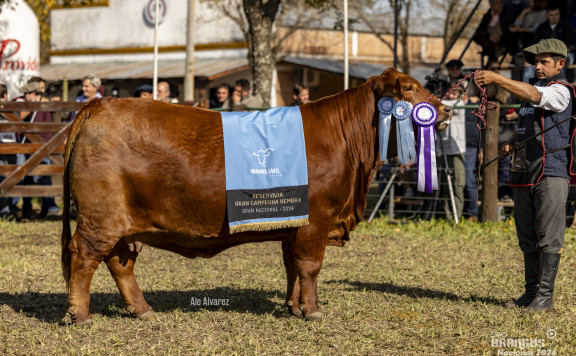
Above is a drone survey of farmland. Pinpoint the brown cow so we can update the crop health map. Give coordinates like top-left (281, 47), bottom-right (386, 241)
top-left (61, 68), bottom-right (452, 324)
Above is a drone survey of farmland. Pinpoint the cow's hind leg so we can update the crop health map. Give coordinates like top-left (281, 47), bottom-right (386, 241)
top-left (67, 230), bottom-right (116, 324)
top-left (282, 240), bottom-right (302, 317)
top-left (293, 230), bottom-right (327, 321)
top-left (104, 239), bottom-right (154, 320)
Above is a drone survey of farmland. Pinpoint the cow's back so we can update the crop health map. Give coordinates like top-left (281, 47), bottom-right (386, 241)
top-left (70, 98), bottom-right (228, 239)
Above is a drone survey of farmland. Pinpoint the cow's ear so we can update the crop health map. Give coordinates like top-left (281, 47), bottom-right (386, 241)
top-left (395, 77), bottom-right (420, 99)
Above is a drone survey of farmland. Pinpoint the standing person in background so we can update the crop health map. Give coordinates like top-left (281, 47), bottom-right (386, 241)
top-left (0, 84), bottom-right (18, 219)
top-left (437, 83), bottom-right (467, 220)
top-left (210, 84), bottom-right (231, 109)
top-left (12, 81), bottom-right (60, 219)
top-left (46, 86), bottom-right (67, 123)
top-left (232, 79), bottom-right (262, 111)
top-left (289, 83), bottom-right (310, 106)
top-left (463, 94), bottom-right (482, 222)
top-left (476, 38), bottom-right (573, 312)
top-left (68, 75), bottom-right (103, 121)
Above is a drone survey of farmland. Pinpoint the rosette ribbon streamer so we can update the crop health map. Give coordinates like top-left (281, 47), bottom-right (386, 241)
top-left (377, 97), bottom-right (396, 160)
top-left (393, 100), bottom-right (417, 165)
top-left (412, 102), bottom-right (439, 193)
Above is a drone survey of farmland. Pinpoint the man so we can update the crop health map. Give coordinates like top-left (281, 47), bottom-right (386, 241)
top-left (0, 84), bottom-right (18, 219)
top-left (473, 0), bottom-right (518, 62)
top-left (476, 38), bottom-right (573, 312)
top-left (445, 59), bottom-right (465, 83)
top-left (289, 83), bottom-right (310, 106)
top-left (232, 79), bottom-right (262, 111)
top-left (13, 81), bottom-right (60, 219)
top-left (68, 75), bottom-right (103, 121)
top-left (77, 75), bottom-right (102, 103)
top-left (532, 5), bottom-right (574, 52)
top-left (157, 81), bottom-right (171, 102)
top-left (437, 83), bottom-right (467, 220)
top-left (210, 83), bottom-right (231, 109)
top-left (135, 84), bottom-right (153, 99)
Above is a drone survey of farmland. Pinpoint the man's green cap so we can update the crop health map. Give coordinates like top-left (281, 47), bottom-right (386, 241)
top-left (523, 38), bottom-right (567, 65)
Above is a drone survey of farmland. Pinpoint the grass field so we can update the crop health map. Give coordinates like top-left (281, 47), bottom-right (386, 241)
top-left (0, 218), bottom-right (575, 355)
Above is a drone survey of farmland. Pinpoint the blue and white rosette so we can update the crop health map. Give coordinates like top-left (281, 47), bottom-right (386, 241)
top-left (412, 102), bottom-right (439, 193)
top-left (393, 100), bottom-right (417, 165)
top-left (377, 97), bottom-right (396, 160)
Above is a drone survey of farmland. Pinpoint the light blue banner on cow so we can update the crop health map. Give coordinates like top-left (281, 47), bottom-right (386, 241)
top-left (221, 107), bottom-right (309, 233)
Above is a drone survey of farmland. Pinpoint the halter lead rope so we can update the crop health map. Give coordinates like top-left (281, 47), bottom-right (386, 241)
top-left (426, 70), bottom-right (498, 130)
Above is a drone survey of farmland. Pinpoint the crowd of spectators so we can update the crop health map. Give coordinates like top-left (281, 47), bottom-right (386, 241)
top-left (473, 0), bottom-right (575, 82)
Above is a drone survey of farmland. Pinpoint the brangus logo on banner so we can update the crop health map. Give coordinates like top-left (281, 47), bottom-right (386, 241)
top-left (0, 39), bottom-right (39, 71)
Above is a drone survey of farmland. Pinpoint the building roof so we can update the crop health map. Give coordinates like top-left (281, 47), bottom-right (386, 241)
top-left (40, 56), bottom-right (388, 83)
top-left (281, 56), bottom-right (387, 79)
top-left (40, 57), bottom-right (249, 82)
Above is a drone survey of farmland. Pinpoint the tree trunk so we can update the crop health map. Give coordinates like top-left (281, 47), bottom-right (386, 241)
top-left (243, 0), bottom-right (280, 107)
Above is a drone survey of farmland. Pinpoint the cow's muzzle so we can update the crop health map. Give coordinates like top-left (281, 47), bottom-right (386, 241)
top-left (436, 105), bottom-right (453, 131)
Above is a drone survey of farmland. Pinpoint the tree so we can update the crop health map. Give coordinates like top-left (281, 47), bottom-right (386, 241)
top-left (350, 0), bottom-right (415, 74)
top-left (351, 0), bottom-right (486, 74)
top-left (203, 0), bottom-right (333, 106)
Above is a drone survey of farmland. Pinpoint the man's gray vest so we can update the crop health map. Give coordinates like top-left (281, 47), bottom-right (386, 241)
top-left (510, 73), bottom-right (575, 186)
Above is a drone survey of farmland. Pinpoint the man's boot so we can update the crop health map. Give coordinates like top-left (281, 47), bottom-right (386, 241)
top-left (505, 252), bottom-right (539, 308)
top-left (523, 252), bottom-right (561, 312)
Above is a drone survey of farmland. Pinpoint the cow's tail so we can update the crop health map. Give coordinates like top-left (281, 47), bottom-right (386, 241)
top-left (61, 99), bottom-right (99, 291)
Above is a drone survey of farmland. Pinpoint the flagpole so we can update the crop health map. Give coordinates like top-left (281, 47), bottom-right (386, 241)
top-left (153, 0), bottom-right (159, 100)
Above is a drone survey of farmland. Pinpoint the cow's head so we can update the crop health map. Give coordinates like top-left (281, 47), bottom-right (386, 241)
top-left (369, 68), bottom-right (452, 130)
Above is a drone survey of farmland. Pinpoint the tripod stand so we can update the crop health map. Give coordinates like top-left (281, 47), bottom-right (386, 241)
top-left (368, 140), bottom-right (459, 224)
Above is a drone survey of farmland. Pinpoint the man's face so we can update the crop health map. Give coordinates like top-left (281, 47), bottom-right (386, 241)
top-left (490, 0), bottom-right (503, 13)
top-left (157, 83), bottom-right (170, 101)
top-left (534, 53), bottom-right (564, 79)
top-left (448, 66), bottom-right (462, 78)
top-left (234, 85), bottom-right (248, 98)
top-left (82, 79), bottom-right (98, 99)
top-left (547, 9), bottom-right (560, 25)
top-left (294, 89), bottom-right (310, 105)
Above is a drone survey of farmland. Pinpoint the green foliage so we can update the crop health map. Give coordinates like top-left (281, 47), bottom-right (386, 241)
top-left (0, 218), bottom-right (575, 353)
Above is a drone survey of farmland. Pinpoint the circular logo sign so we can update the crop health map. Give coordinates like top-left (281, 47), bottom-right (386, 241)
top-left (144, 0), bottom-right (167, 26)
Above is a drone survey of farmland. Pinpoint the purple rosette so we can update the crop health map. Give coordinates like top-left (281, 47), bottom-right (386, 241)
top-left (411, 102), bottom-right (439, 193)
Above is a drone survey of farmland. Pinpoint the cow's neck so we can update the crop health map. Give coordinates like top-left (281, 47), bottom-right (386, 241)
top-left (326, 84), bottom-right (380, 223)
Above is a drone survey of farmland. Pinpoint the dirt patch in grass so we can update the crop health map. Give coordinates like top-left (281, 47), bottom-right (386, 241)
top-left (0, 218), bottom-right (575, 354)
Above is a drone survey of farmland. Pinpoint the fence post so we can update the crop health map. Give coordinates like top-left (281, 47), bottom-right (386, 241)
top-left (480, 106), bottom-right (500, 221)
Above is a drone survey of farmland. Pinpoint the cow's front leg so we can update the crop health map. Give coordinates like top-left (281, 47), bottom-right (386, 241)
top-left (292, 230), bottom-right (327, 321)
top-left (282, 240), bottom-right (301, 317)
top-left (67, 231), bottom-right (112, 325)
top-left (104, 239), bottom-right (154, 320)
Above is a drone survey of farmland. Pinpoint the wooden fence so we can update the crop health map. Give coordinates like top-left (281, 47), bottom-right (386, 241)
top-left (0, 101), bottom-right (83, 198)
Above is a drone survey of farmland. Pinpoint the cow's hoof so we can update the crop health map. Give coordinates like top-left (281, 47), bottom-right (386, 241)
top-left (67, 308), bottom-right (92, 325)
top-left (137, 310), bottom-right (156, 321)
top-left (304, 311), bottom-right (323, 321)
top-left (287, 305), bottom-right (302, 317)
